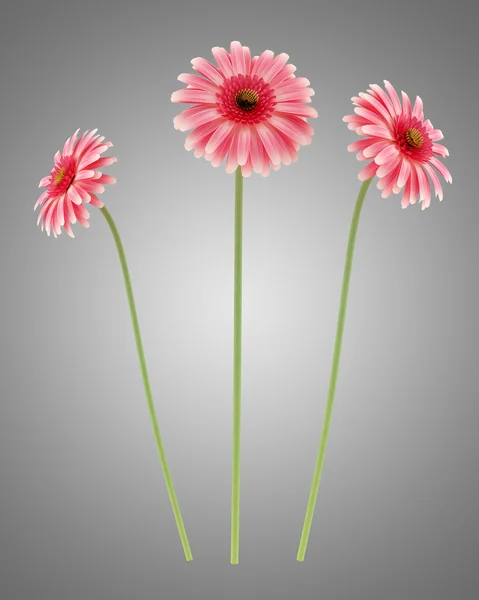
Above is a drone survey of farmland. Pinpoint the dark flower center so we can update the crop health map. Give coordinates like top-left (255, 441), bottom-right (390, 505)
top-left (235, 88), bottom-right (259, 111)
top-left (405, 128), bottom-right (423, 149)
top-left (53, 166), bottom-right (67, 185)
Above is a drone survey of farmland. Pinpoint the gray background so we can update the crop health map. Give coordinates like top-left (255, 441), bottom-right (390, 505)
top-left (1, 0), bottom-right (478, 598)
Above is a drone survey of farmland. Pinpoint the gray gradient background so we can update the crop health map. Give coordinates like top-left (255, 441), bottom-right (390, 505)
top-left (1, 0), bottom-right (478, 598)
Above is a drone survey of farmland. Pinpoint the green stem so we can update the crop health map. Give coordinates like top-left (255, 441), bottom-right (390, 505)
top-left (297, 178), bottom-right (373, 562)
top-left (231, 168), bottom-right (243, 565)
top-left (100, 205), bottom-right (193, 562)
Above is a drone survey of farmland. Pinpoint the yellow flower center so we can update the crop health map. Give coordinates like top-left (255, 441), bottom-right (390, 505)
top-left (235, 88), bottom-right (259, 112)
top-left (405, 128), bottom-right (423, 149)
top-left (53, 167), bottom-right (67, 185)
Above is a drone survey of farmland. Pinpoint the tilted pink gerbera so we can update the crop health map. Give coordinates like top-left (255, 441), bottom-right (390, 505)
top-left (343, 81), bottom-right (451, 209)
top-left (35, 129), bottom-right (117, 237)
top-left (171, 41), bottom-right (318, 176)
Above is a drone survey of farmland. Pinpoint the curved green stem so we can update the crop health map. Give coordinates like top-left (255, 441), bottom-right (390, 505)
top-left (297, 178), bottom-right (373, 562)
top-left (100, 205), bottom-right (193, 562)
top-left (231, 168), bottom-right (243, 564)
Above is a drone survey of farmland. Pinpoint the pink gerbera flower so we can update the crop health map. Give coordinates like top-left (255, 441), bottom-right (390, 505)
top-left (35, 129), bottom-right (117, 237)
top-left (171, 41), bottom-right (318, 176)
top-left (344, 81), bottom-right (451, 209)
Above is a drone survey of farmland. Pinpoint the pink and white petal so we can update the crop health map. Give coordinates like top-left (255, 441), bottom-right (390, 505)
top-left (251, 50), bottom-right (275, 78)
top-left (67, 185), bottom-right (84, 205)
top-left (274, 103), bottom-right (318, 119)
top-left (74, 130), bottom-right (98, 156)
top-left (37, 196), bottom-right (56, 224)
top-left (242, 46), bottom-right (251, 75)
top-left (354, 106), bottom-right (388, 127)
top-left (177, 73), bottom-right (219, 94)
top-left (362, 140), bottom-right (392, 159)
top-left (64, 196), bottom-right (77, 224)
top-left (397, 158), bottom-right (411, 189)
top-left (269, 115), bottom-right (311, 146)
top-left (191, 57), bottom-right (224, 85)
top-left (256, 124), bottom-right (282, 166)
top-left (358, 161), bottom-right (379, 181)
top-left (95, 174), bottom-right (116, 185)
top-left (249, 129), bottom-right (264, 174)
top-left (88, 194), bottom-right (105, 208)
top-left (361, 124), bottom-right (393, 139)
top-left (415, 163), bottom-right (431, 205)
top-left (432, 143), bottom-right (449, 157)
top-left (87, 156), bottom-right (118, 170)
top-left (75, 169), bottom-right (96, 180)
top-left (383, 81), bottom-right (402, 116)
top-left (185, 118), bottom-right (226, 151)
top-left (430, 156), bottom-right (452, 183)
top-left (230, 41), bottom-right (246, 75)
top-left (237, 126), bottom-right (251, 166)
top-left (211, 46), bottom-right (235, 78)
top-left (63, 129), bottom-right (80, 156)
top-left (174, 106), bottom-right (220, 132)
top-left (412, 96), bottom-right (424, 121)
top-left (76, 181), bottom-right (105, 194)
top-left (262, 53), bottom-right (290, 84)
top-left (34, 190), bottom-right (49, 210)
top-left (171, 88), bottom-right (217, 105)
top-left (368, 84), bottom-right (396, 118)
top-left (208, 137), bottom-right (231, 167)
top-left (401, 177), bottom-right (412, 208)
top-left (356, 92), bottom-right (392, 123)
top-left (241, 157), bottom-right (253, 178)
top-left (401, 91), bottom-right (412, 119)
top-left (423, 162), bottom-right (444, 200)
top-left (377, 155), bottom-right (401, 178)
top-left (205, 120), bottom-right (236, 154)
top-left (63, 220), bottom-right (75, 238)
top-left (275, 87), bottom-right (315, 103)
top-left (375, 144), bottom-right (399, 165)
top-left (268, 63), bottom-right (296, 87)
top-left (225, 129), bottom-right (240, 173)
top-left (38, 176), bottom-right (51, 188)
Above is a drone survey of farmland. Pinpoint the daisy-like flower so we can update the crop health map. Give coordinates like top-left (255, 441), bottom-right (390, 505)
top-left (35, 129), bottom-right (117, 237)
top-left (33, 130), bottom-right (193, 561)
top-left (171, 41), bottom-right (318, 176)
top-left (344, 80), bottom-right (451, 209)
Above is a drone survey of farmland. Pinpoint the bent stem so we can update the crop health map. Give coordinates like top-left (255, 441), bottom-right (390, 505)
top-left (231, 168), bottom-right (243, 565)
top-left (100, 205), bottom-right (193, 562)
top-left (296, 177), bottom-right (373, 562)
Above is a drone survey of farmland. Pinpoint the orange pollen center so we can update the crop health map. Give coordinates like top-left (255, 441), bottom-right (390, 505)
top-left (405, 128), bottom-right (423, 149)
top-left (235, 88), bottom-right (259, 111)
top-left (53, 167), bottom-right (67, 185)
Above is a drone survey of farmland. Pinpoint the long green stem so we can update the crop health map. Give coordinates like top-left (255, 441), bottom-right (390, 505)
top-left (231, 168), bottom-right (243, 565)
top-left (100, 205), bottom-right (193, 562)
top-left (297, 178), bottom-right (373, 562)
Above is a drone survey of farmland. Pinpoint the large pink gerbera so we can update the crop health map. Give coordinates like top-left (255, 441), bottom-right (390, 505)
top-left (35, 129), bottom-right (117, 237)
top-left (343, 81), bottom-right (451, 209)
top-left (171, 41), bottom-right (318, 176)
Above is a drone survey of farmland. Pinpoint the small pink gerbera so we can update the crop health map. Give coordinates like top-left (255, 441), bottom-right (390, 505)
top-left (171, 41), bottom-right (318, 177)
top-left (35, 129), bottom-right (117, 237)
top-left (344, 81), bottom-right (451, 209)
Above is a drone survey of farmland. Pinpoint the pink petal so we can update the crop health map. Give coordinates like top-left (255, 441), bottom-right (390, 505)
top-left (211, 46), bottom-right (234, 78)
top-left (358, 161), bottom-right (379, 181)
top-left (430, 156), bottom-right (452, 183)
top-left (171, 89), bottom-right (217, 105)
top-left (205, 120), bottom-right (236, 154)
top-left (191, 57), bottom-right (224, 85)
top-left (230, 41), bottom-right (246, 75)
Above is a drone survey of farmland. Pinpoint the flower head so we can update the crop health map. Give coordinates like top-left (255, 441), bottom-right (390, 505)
top-left (35, 129), bottom-right (117, 237)
top-left (344, 81), bottom-right (451, 209)
top-left (171, 41), bottom-right (318, 177)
